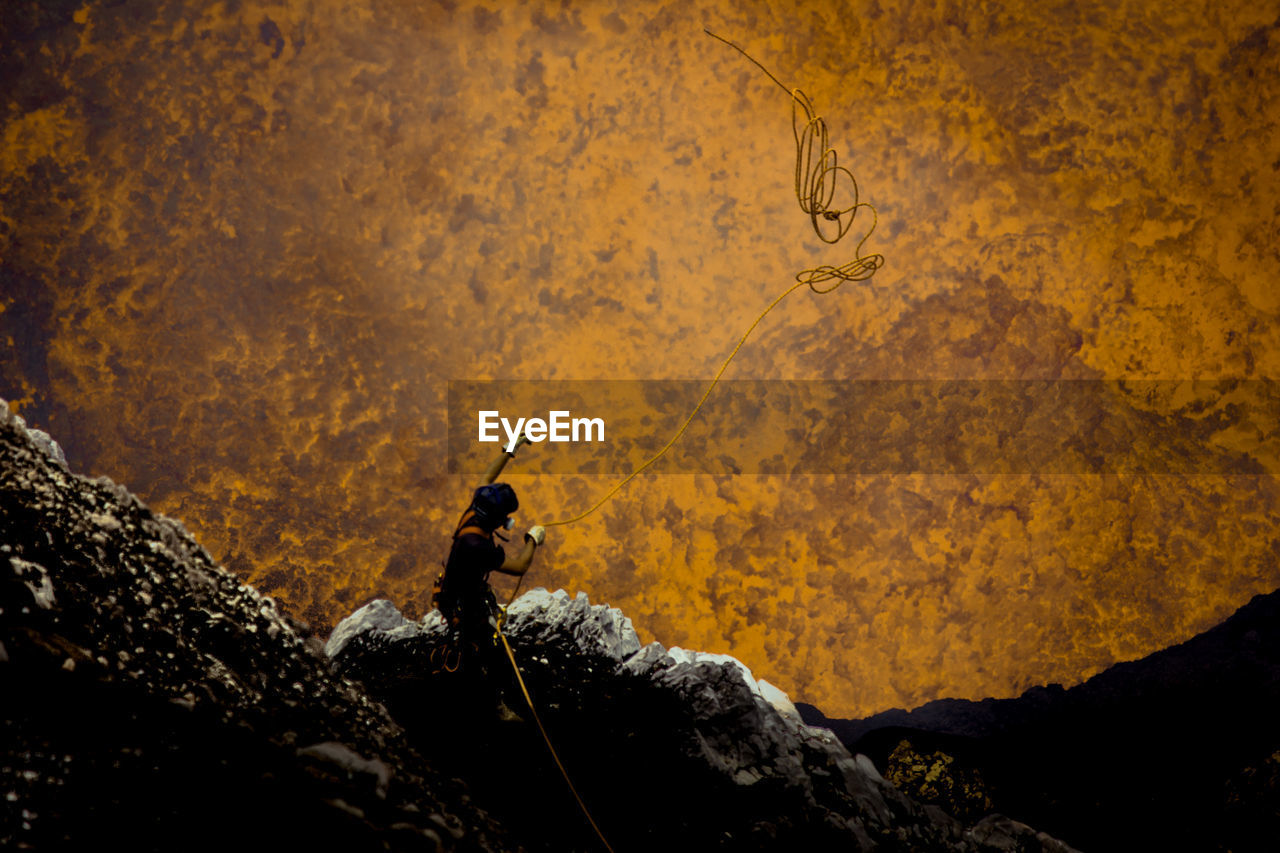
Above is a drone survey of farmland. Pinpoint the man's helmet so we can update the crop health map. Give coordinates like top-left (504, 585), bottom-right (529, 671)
top-left (471, 483), bottom-right (518, 527)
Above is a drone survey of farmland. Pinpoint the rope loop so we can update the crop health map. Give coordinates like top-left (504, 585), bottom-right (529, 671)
top-left (540, 31), bottom-right (883, 529)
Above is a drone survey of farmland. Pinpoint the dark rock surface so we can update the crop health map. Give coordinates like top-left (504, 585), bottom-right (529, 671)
top-left (0, 400), bottom-right (513, 851)
top-left (1, 397), bottom-right (1076, 851)
top-left (798, 586), bottom-right (1280, 851)
top-left (330, 591), bottom-right (1077, 852)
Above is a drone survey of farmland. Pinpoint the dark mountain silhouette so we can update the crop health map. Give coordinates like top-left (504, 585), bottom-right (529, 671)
top-left (798, 584), bottom-right (1280, 851)
top-left (1, 398), bottom-right (1080, 850)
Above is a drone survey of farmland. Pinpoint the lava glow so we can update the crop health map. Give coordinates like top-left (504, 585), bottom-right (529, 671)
top-left (2, 0), bottom-right (1278, 717)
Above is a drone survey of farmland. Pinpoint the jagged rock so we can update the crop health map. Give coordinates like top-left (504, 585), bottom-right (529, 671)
top-left (330, 592), bottom-right (1079, 852)
top-left (12, 410), bottom-right (68, 471)
top-left (1, 399), bottom-right (1078, 852)
top-left (296, 741), bottom-right (393, 800)
top-left (324, 597), bottom-right (438, 659)
top-left (0, 399), bottom-right (514, 851)
top-left (966, 814), bottom-right (1080, 853)
top-left (503, 588), bottom-right (641, 662)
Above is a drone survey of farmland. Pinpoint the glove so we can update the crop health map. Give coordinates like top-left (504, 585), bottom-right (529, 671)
top-left (525, 525), bottom-right (546, 546)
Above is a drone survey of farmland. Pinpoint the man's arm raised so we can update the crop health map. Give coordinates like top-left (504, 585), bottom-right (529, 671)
top-left (481, 433), bottom-right (531, 484)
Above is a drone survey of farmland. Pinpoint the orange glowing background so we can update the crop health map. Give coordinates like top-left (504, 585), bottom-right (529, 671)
top-left (2, 0), bottom-right (1278, 718)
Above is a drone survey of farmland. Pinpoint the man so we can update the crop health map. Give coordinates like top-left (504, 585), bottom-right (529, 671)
top-left (433, 434), bottom-right (545, 720)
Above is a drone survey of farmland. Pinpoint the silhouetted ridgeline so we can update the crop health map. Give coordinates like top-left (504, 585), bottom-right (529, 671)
top-left (2, 398), bottom-right (1081, 850)
top-left (799, 586), bottom-right (1280, 851)
top-left (0, 401), bottom-right (509, 850)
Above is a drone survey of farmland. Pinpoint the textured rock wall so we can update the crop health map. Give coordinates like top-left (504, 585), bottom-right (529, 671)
top-left (0, 399), bottom-right (511, 850)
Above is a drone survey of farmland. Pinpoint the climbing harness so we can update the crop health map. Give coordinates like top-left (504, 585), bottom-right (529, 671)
top-left (431, 508), bottom-right (503, 674)
top-left (540, 30), bottom-right (883, 530)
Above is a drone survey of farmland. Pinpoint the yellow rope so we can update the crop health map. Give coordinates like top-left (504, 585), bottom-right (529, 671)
top-left (496, 616), bottom-right (616, 853)
top-left (541, 31), bottom-right (882, 529)
top-left (544, 277), bottom-right (808, 527)
top-left (490, 37), bottom-right (884, 850)
top-left (704, 29), bottom-right (883, 287)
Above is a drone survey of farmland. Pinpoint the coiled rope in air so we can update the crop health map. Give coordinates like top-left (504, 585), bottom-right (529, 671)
top-left (537, 29), bottom-right (883, 531)
top-left (497, 31), bottom-right (884, 852)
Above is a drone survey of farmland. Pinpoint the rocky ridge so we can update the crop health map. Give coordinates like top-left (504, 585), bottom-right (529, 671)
top-left (0, 400), bottom-right (510, 851)
top-left (329, 591), bottom-right (1078, 852)
top-left (2, 399), bottom-right (1074, 851)
top-left (799, 585), bottom-right (1280, 851)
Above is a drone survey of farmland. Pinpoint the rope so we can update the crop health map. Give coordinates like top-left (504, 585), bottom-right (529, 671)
top-left (496, 614), bottom-right (616, 853)
top-left (540, 30), bottom-right (883, 529)
top-left (506, 573), bottom-right (525, 606)
top-left (483, 32), bottom-right (883, 853)
top-left (703, 29), bottom-right (883, 288)
top-left (544, 277), bottom-right (808, 528)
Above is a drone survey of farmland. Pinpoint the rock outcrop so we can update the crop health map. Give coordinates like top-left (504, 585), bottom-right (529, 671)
top-left (330, 590), bottom-right (1078, 852)
top-left (1, 399), bottom-right (1075, 851)
top-left (0, 401), bottom-right (512, 851)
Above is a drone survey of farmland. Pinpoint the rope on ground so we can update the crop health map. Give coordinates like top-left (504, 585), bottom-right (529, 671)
top-left (542, 31), bottom-right (883, 529)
